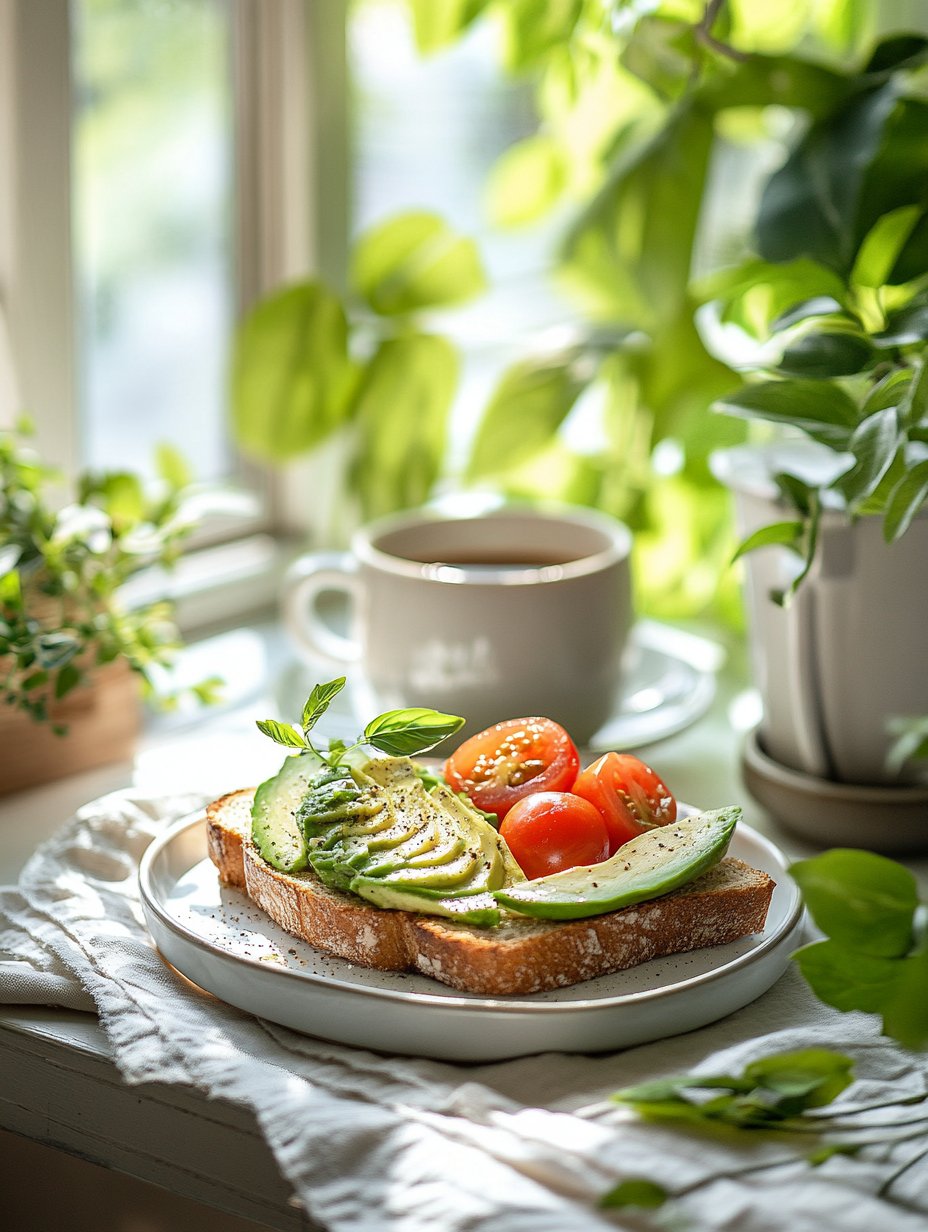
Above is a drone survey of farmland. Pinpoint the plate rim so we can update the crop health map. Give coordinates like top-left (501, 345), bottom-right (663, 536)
top-left (139, 810), bottom-right (804, 1016)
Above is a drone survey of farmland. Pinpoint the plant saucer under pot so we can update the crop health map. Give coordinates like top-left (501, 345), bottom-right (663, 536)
top-left (713, 441), bottom-right (928, 850)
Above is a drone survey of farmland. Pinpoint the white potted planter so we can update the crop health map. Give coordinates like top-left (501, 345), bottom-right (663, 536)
top-left (713, 441), bottom-right (928, 851)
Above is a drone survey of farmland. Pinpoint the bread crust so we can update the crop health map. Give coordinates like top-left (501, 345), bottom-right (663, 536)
top-left (206, 788), bottom-right (775, 996)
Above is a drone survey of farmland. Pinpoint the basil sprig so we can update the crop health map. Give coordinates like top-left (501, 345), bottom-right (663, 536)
top-left (601, 1047), bottom-right (928, 1212)
top-left (256, 676), bottom-right (464, 766)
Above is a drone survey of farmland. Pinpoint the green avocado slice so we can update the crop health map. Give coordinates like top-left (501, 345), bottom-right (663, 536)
top-left (251, 750), bottom-right (327, 872)
top-left (493, 807), bottom-right (740, 920)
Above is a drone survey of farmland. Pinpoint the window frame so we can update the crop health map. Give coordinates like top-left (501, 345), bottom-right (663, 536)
top-left (0, 0), bottom-right (348, 626)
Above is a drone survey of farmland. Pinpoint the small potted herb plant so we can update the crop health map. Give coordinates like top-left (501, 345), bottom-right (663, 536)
top-left (0, 424), bottom-right (221, 794)
top-left (704, 37), bottom-right (928, 844)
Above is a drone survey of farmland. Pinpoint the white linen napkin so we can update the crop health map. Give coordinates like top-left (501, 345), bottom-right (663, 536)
top-left (1, 789), bottom-right (927, 1232)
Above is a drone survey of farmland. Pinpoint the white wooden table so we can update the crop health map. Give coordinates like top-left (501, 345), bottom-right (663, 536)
top-left (3, 623), bottom-right (919, 1229)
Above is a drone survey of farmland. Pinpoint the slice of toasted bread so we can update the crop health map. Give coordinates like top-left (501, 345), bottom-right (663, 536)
top-left (206, 789), bottom-right (775, 996)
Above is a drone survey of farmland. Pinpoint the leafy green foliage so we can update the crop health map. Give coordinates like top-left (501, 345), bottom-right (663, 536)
top-left (350, 212), bottom-right (487, 316)
top-left (257, 678), bottom-right (465, 764)
top-left (791, 849), bottom-right (928, 1049)
top-left (0, 426), bottom-right (219, 729)
top-left (232, 211), bottom-right (482, 526)
top-left (485, 135), bottom-right (566, 227)
top-left (349, 334), bottom-right (459, 521)
top-left (613, 1048), bottom-right (855, 1129)
top-left (467, 357), bottom-right (584, 481)
top-left (230, 0), bottom-right (928, 623)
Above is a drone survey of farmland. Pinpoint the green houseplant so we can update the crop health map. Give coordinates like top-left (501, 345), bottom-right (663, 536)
top-left (0, 425), bottom-right (221, 792)
top-left (231, 0), bottom-right (928, 627)
top-left (699, 32), bottom-right (928, 818)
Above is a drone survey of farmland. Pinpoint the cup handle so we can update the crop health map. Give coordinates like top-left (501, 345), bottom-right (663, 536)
top-left (282, 552), bottom-right (364, 667)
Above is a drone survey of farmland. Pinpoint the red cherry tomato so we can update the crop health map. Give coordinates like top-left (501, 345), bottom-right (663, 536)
top-left (444, 717), bottom-right (580, 820)
top-left (572, 752), bottom-right (677, 853)
top-left (499, 792), bottom-right (611, 879)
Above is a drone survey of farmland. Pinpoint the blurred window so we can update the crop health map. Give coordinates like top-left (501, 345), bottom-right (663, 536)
top-left (72, 0), bottom-right (236, 485)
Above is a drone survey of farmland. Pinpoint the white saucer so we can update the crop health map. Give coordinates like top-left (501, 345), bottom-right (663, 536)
top-left (279, 620), bottom-right (721, 754)
top-left (742, 729), bottom-right (928, 853)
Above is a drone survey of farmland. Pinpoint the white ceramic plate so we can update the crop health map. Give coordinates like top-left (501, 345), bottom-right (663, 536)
top-left (139, 813), bottom-right (802, 1062)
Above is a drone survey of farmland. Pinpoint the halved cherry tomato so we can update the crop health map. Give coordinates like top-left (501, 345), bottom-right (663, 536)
top-left (499, 791), bottom-right (610, 879)
top-left (572, 752), bottom-right (677, 853)
top-left (444, 717), bottom-right (580, 820)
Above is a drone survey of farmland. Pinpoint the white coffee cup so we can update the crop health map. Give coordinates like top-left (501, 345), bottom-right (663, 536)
top-left (282, 501), bottom-right (633, 744)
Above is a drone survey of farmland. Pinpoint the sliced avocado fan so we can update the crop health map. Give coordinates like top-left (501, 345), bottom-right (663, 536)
top-left (493, 807), bottom-right (740, 920)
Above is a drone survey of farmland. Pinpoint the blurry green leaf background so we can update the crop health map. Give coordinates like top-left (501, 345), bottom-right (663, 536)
top-left (232, 0), bottom-right (928, 628)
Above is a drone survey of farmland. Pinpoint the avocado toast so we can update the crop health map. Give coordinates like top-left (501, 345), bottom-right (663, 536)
top-left (206, 758), bottom-right (775, 996)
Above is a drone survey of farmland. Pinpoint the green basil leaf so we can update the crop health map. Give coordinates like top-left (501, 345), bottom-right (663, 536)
top-left (732, 520), bottom-right (805, 562)
top-left (879, 944), bottom-right (928, 1049)
top-left (884, 459), bottom-right (928, 543)
top-left (790, 849), bottom-right (918, 957)
top-left (743, 1049), bottom-right (854, 1109)
top-left (794, 939), bottom-right (904, 1013)
top-left (351, 211), bottom-right (486, 316)
top-left (712, 380), bottom-right (857, 448)
top-left (600, 1178), bottom-right (668, 1210)
top-left (301, 678), bottom-right (347, 735)
top-left (363, 707), bottom-right (465, 756)
top-left (255, 720), bottom-right (310, 750)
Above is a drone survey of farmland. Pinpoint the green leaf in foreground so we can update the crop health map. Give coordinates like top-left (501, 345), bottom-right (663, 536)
top-left (741, 1049), bottom-right (854, 1111)
top-left (302, 677), bottom-right (346, 736)
top-left (790, 849), bottom-right (918, 958)
top-left (879, 945), bottom-right (928, 1050)
top-left (611, 1049), bottom-right (854, 1129)
top-left (256, 720), bottom-right (310, 750)
top-left (600, 1178), bottom-right (668, 1210)
top-left (363, 707), bottom-right (466, 757)
top-left (794, 939), bottom-right (903, 1014)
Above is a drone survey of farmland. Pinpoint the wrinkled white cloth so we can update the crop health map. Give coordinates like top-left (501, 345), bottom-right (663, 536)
top-left (1, 790), bottom-right (927, 1232)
